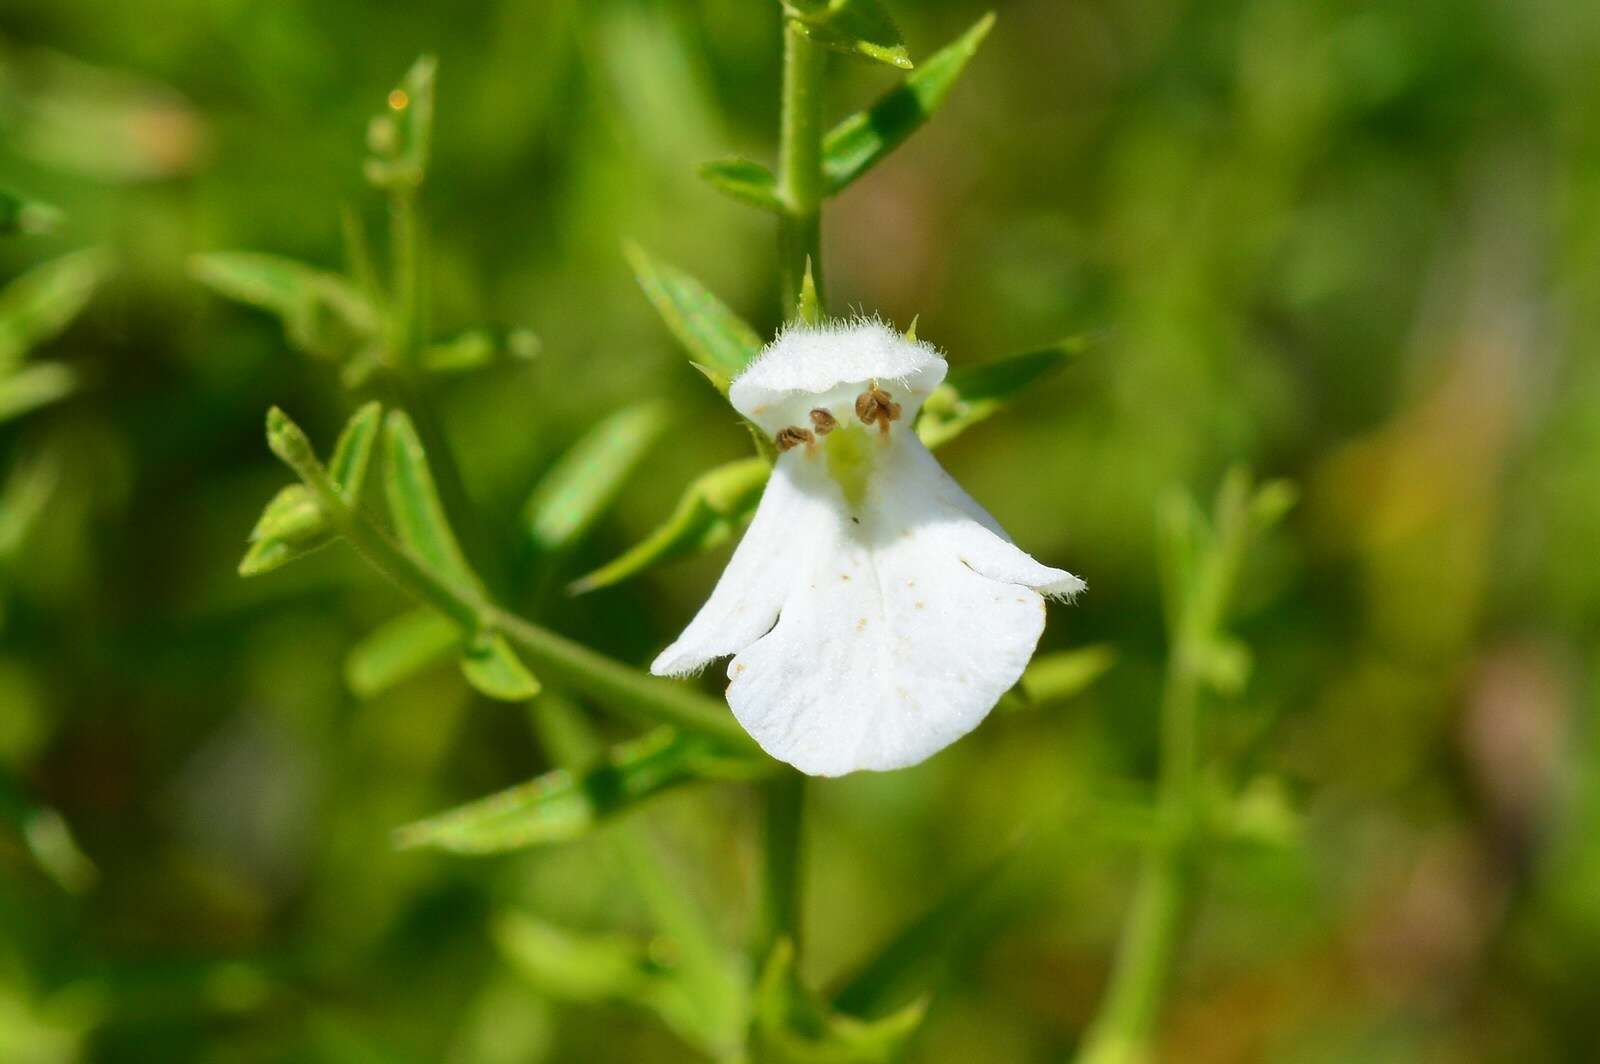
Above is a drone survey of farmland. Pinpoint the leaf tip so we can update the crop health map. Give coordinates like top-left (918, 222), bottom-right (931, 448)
top-left (265, 406), bottom-right (314, 467)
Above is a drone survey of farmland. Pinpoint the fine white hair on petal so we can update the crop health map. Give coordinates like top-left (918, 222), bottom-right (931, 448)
top-left (649, 459), bottom-right (827, 677)
top-left (730, 318), bottom-right (947, 432)
top-left (713, 431), bottom-right (1082, 776)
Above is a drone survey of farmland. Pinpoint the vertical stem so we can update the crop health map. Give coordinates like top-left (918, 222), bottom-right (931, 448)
top-left (757, 11), bottom-right (825, 976)
top-left (1076, 476), bottom-right (1255, 1064)
top-left (778, 21), bottom-right (826, 319)
top-left (1074, 661), bottom-right (1201, 1064)
top-left (388, 186), bottom-right (422, 363)
top-left (755, 772), bottom-right (805, 963)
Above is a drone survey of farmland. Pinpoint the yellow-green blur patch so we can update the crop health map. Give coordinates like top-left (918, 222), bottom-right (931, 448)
top-left (824, 424), bottom-right (874, 509)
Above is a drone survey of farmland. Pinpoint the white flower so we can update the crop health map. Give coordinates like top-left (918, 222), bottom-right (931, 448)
top-left (651, 320), bottom-right (1083, 776)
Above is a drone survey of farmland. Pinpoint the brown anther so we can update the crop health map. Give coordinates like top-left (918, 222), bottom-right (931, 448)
top-left (775, 426), bottom-right (815, 452)
top-left (854, 384), bottom-right (901, 434)
top-left (809, 408), bottom-right (837, 435)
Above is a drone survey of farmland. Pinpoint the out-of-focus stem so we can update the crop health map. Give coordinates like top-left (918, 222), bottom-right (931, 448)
top-left (388, 186), bottom-right (422, 363)
top-left (1076, 474), bottom-right (1254, 1064)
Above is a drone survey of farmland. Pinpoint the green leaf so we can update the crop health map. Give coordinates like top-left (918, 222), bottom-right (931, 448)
top-left (364, 55), bottom-right (437, 190)
top-left (915, 335), bottom-right (1083, 449)
top-left (0, 362), bottom-right (78, 424)
top-left (0, 190), bottom-right (61, 236)
top-left (757, 939), bottom-right (927, 1064)
top-left (1215, 776), bottom-right (1302, 852)
top-left (382, 409), bottom-right (478, 588)
top-left (1250, 479), bottom-right (1298, 532)
top-left (328, 401), bottom-right (382, 503)
top-left (523, 402), bottom-right (669, 552)
top-left (460, 632), bottom-right (541, 702)
top-left (1010, 644), bottom-right (1116, 710)
top-left (238, 484), bottom-right (334, 577)
top-left (699, 157), bottom-right (783, 212)
top-left (493, 911), bottom-right (722, 1056)
top-left (0, 449), bottom-right (62, 563)
top-left (624, 243), bottom-right (762, 390)
top-left (1194, 634), bottom-right (1252, 697)
top-left (344, 608), bottom-right (460, 698)
top-left (419, 327), bottom-right (541, 374)
top-left (822, 13), bottom-right (995, 196)
top-left (0, 248), bottom-right (109, 369)
top-left (494, 911), bottom-right (661, 1001)
top-left (0, 771), bottom-right (97, 893)
top-left (797, 258), bottom-right (822, 326)
top-left (394, 728), bottom-right (761, 854)
top-left (785, 0), bottom-right (913, 70)
top-left (569, 457), bottom-right (770, 594)
top-left (190, 251), bottom-right (378, 360)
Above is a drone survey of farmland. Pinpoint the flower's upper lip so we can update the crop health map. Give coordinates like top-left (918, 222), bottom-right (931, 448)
top-left (729, 320), bottom-right (947, 427)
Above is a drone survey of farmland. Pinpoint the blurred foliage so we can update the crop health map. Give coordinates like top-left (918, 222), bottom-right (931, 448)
top-left (2, 0), bottom-right (1599, 1061)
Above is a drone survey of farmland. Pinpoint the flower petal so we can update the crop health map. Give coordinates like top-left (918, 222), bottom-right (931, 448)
top-left (730, 319), bottom-right (946, 433)
top-left (649, 459), bottom-right (825, 677)
top-left (900, 435), bottom-right (1086, 598)
top-left (723, 434), bottom-right (1063, 775)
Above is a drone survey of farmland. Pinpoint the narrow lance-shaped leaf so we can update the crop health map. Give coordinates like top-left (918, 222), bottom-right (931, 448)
top-left (419, 327), bottom-right (541, 375)
top-left (327, 400), bottom-right (381, 503)
top-left (380, 409), bottom-right (541, 700)
top-left (238, 485), bottom-right (333, 577)
top-left (0, 362), bottom-right (78, 425)
top-left (382, 409), bottom-right (478, 588)
top-left (0, 449), bottom-right (61, 563)
top-left (240, 403), bottom-right (382, 578)
top-left (997, 644), bottom-right (1116, 713)
top-left (569, 456), bottom-right (771, 594)
top-left (524, 402), bottom-right (669, 553)
top-left (0, 248), bottom-right (110, 368)
top-left (757, 939), bottom-right (927, 1064)
top-left (915, 335), bottom-right (1086, 449)
top-left (624, 242), bottom-right (762, 391)
top-left (494, 911), bottom-right (724, 1057)
top-left (394, 728), bottom-right (767, 855)
top-left (0, 770), bottom-right (96, 893)
top-left (784, 0), bottom-right (913, 70)
top-left (822, 13), bottom-right (996, 196)
top-left (699, 157), bottom-right (783, 213)
top-left (190, 251), bottom-right (378, 360)
top-left (344, 608), bottom-right (460, 699)
top-left (796, 258), bottom-right (822, 326)
top-left (460, 632), bottom-right (542, 702)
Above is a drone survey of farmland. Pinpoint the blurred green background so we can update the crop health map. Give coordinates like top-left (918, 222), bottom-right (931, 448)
top-left (4, 0), bottom-right (1600, 1060)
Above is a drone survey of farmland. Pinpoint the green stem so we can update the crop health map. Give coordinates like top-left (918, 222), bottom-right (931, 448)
top-left (275, 426), bottom-right (757, 752)
top-left (751, 12), bottom-right (825, 983)
top-left (778, 21), bottom-right (826, 319)
top-left (754, 772), bottom-right (805, 964)
top-left (388, 186), bottom-right (422, 363)
top-left (1076, 474), bottom-right (1255, 1064)
top-left (1074, 669), bottom-right (1200, 1064)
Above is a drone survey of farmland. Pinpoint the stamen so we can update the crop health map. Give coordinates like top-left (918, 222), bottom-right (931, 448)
top-left (775, 426), bottom-right (815, 452)
top-left (854, 384), bottom-right (901, 435)
top-left (809, 408), bottom-right (837, 435)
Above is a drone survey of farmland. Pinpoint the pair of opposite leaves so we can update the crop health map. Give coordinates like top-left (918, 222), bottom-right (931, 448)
top-left (652, 320), bottom-right (1082, 777)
